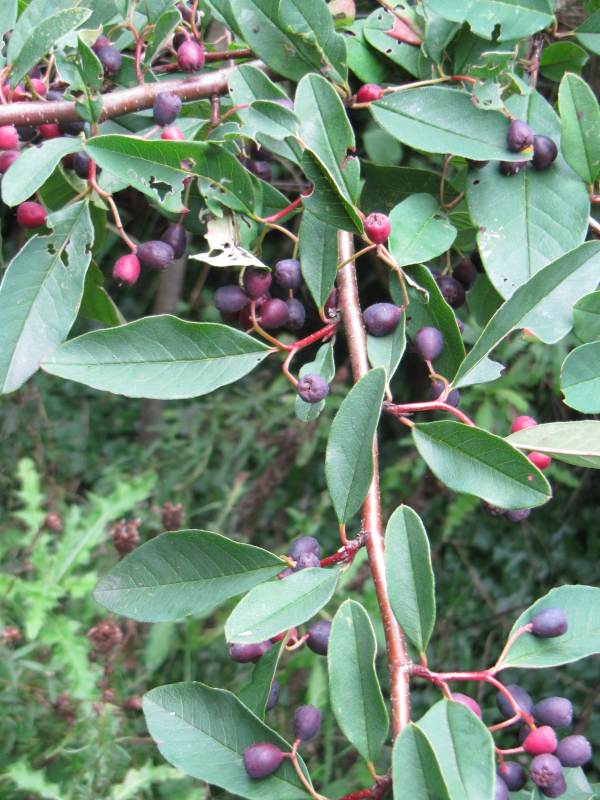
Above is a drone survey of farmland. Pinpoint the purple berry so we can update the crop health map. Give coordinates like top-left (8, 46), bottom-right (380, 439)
top-left (259, 298), bottom-right (288, 329)
top-left (242, 267), bottom-right (272, 299)
top-left (265, 681), bottom-right (280, 711)
top-left (229, 641), bottom-right (271, 663)
top-left (137, 240), bottom-right (175, 270)
top-left (160, 223), bottom-right (187, 259)
top-left (530, 754), bottom-right (563, 789)
top-left (532, 135), bottom-right (558, 170)
top-left (541, 776), bottom-right (567, 798)
top-left (297, 374), bottom-right (330, 404)
top-left (555, 735), bottom-right (592, 767)
top-left (307, 621), bottom-right (331, 655)
top-left (533, 697), bottom-right (573, 728)
top-left (286, 298), bottom-right (306, 331)
top-left (246, 159), bottom-right (272, 182)
top-left (453, 258), bottom-right (478, 290)
top-left (293, 705), bottom-right (322, 741)
top-left (363, 303), bottom-right (402, 337)
top-left (177, 39), bottom-right (205, 72)
top-left (437, 275), bottom-right (466, 308)
top-left (73, 151), bottom-right (91, 179)
top-left (214, 285), bottom-right (249, 313)
top-left (324, 288), bottom-right (339, 317)
top-left (531, 608), bottom-right (568, 638)
top-left (500, 160), bottom-right (527, 176)
top-left (507, 119), bottom-right (533, 152)
top-left (274, 259), bottom-right (302, 290)
top-left (496, 684), bottom-right (533, 718)
top-left (456, 317), bottom-right (465, 334)
top-left (153, 91), bottom-right (182, 127)
top-left (60, 119), bottom-right (86, 136)
top-left (415, 327), bottom-right (444, 361)
top-left (495, 776), bottom-right (509, 800)
top-left (289, 536), bottom-right (320, 560)
top-left (97, 45), bottom-right (122, 75)
top-left (452, 693), bottom-right (481, 718)
top-left (469, 159), bottom-right (489, 169)
top-left (504, 508), bottom-right (531, 522)
top-left (293, 552), bottom-right (321, 571)
top-left (92, 35), bottom-right (110, 53)
top-left (498, 762), bottom-right (526, 792)
top-left (243, 743), bottom-right (284, 778)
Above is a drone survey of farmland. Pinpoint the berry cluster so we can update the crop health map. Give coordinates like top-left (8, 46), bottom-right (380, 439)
top-left (500, 119), bottom-right (558, 176)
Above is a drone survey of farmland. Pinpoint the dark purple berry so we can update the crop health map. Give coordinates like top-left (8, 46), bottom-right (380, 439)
top-left (293, 552), bottom-right (321, 571)
top-left (532, 135), bottom-right (558, 170)
top-left (428, 380), bottom-right (460, 407)
top-left (541, 776), bottom-right (567, 798)
top-left (15, 125), bottom-right (36, 141)
top-left (274, 259), bottom-right (302, 290)
top-left (92, 35), bottom-right (110, 53)
top-left (496, 684), bottom-right (533, 718)
top-left (137, 240), bottom-right (174, 271)
top-left (229, 641), bottom-right (271, 663)
top-left (531, 608), bottom-right (568, 638)
top-left (214, 285), bottom-right (249, 313)
top-left (73, 151), bottom-right (91, 179)
top-left (555, 735), bottom-right (592, 767)
top-left (530, 754), bottom-right (563, 789)
top-left (243, 743), bottom-right (284, 778)
top-left (415, 327), bottom-right (444, 361)
top-left (498, 762), bottom-right (526, 792)
top-left (533, 697), bottom-right (573, 728)
top-left (363, 303), bottom-right (402, 337)
top-left (307, 621), bottom-right (331, 655)
top-left (324, 288), bottom-right (339, 317)
top-left (153, 91), bottom-right (182, 127)
top-left (160, 223), bottom-right (187, 259)
top-left (297, 374), bottom-right (330, 404)
top-left (437, 275), bottom-right (466, 308)
top-left (243, 267), bottom-right (272, 299)
top-left (289, 536), bottom-right (320, 560)
top-left (97, 45), bottom-right (122, 76)
top-left (293, 705), bottom-right (322, 741)
top-left (259, 298), bottom-right (288, 329)
top-left (176, 2), bottom-right (193, 22)
top-left (177, 39), bottom-right (205, 72)
top-left (286, 298), bottom-right (306, 331)
top-left (505, 508), bottom-right (531, 522)
top-left (500, 160), bottom-right (527, 176)
top-left (265, 681), bottom-right (280, 711)
top-left (453, 258), bottom-right (478, 290)
top-left (495, 777), bottom-right (509, 800)
top-left (507, 119), bottom-right (533, 152)
top-left (469, 159), bottom-right (489, 169)
top-left (60, 119), bottom-right (86, 136)
top-left (244, 159), bottom-right (272, 182)
top-left (456, 317), bottom-right (465, 334)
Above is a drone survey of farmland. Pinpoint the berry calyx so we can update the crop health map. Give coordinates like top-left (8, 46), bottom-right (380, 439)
top-left (507, 119), bottom-right (534, 152)
top-left (274, 258), bottom-right (302, 290)
top-left (496, 684), bottom-right (534, 718)
top-left (307, 620), bottom-right (331, 655)
top-left (214, 285), bottom-right (249, 313)
top-left (511, 415), bottom-right (538, 433)
top-left (297, 374), bottom-right (330, 404)
top-left (452, 693), bottom-right (481, 718)
top-left (533, 697), bottom-right (573, 728)
top-left (437, 274), bottom-right (466, 308)
top-left (177, 40), bottom-right (205, 72)
top-left (498, 762), bottom-right (526, 792)
top-left (528, 451), bottom-right (552, 470)
top-left (289, 536), bottom-right (321, 561)
top-left (259, 297), bottom-right (289, 329)
top-left (243, 267), bottom-right (272, 299)
top-left (243, 743), bottom-right (284, 779)
top-left (364, 212), bottom-right (391, 244)
top-left (286, 298), bottom-right (306, 331)
top-left (153, 91), bottom-right (182, 127)
top-left (523, 725), bottom-right (558, 755)
top-left (17, 201), bottom-right (47, 229)
top-left (113, 254), bottom-right (141, 286)
top-left (293, 705), bottom-right (322, 741)
top-left (160, 223), bottom-right (187, 259)
top-left (0, 125), bottom-right (19, 150)
top-left (97, 45), bottom-right (123, 76)
top-left (532, 135), bottom-right (558, 170)
top-left (530, 754), bottom-right (563, 789)
top-left (229, 641), bottom-right (272, 663)
top-left (530, 608), bottom-right (568, 638)
top-left (415, 326), bottom-right (444, 361)
top-left (137, 240), bottom-right (174, 270)
top-left (161, 125), bottom-right (186, 141)
top-left (555, 734), bottom-right (592, 767)
top-left (356, 83), bottom-right (384, 103)
top-left (363, 302), bottom-right (402, 337)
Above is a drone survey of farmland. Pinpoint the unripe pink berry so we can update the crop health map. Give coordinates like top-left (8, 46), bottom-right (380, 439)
top-left (523, 726), bottom-right (558, 755)
top-left (177, 39), bottom-right (205, 72)
top-left (30, 78), bottom-right (47, 97)
top-left (161, 125), bottom-right (185, 141)
top-left (452, 693), bottom-right (482, 718)
top-left (39, 123), bottom-right (61, 140)
top-left (0, 125), bottom-right (19, 149)
top-left (511, 415), bottom-right (537, 433)
top-left (528, 451), bottom-right (552, 470)
top-left (364, 212), bottom-right (391, 244)
top-left (113, 254), bottom-right (141, 286)
top-left (17, 201), bottom-right (47, 229)
top-left (0, 149), bottom-right (20, 172)
top-left (356, 84), bottom-right (384, 103)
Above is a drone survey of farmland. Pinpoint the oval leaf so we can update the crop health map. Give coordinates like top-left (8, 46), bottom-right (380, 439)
top-left (412, 421), bottom-right (552, 509)
top-left (326, 368), bottom-right (387, 523)
top-left (225, 567), bottom-right (340, 644)
top-left (507, 421), bottom-right (600, 469)
top-left (239, 641), bottom-right (284, 719)
top-left (94, 531), bottom-right (284, 622)
top-left (388, 194), bottom-right (457, 268)
top-left (299, 211), bottom-right (339, 308)
top-left (573, 291), bottom-right (600, 343)
top-left (42, 316), bottom-right (272, 399)
top-left (385, 505), bottom-right (436, 653)
top-left (2, 137), bottom-right (83, 207)
top-left (423, 0), bottom-right (552, 41)
top-left (393, 723), bottom-right (451, 800)
top-left (558, 72), bottom-right (600, 184)
top-left (561, 342), bottom-right (600, 413)
top-left (328, 600), bottom-right (389, 762)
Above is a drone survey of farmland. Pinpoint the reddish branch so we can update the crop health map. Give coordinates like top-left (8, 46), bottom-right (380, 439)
top-left (337, 231), bottom-right (411, 736)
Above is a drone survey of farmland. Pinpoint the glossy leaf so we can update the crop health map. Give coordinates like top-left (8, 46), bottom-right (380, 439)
top-left (328, 600), bottom-right (389, 761)
top-left (42, 316), bottom-right (272, 400)
top-left (278, 0), bottom-right (347, 85)
top-left (371, 86), bottom-right (531, 161)
top-left (225, 568), bottom-right (340, 644)
top-left (423, 0), bottom-right (553, 41)
top-left (295, 341), bottom-right (336, 423)
top-left (540, 43), bottom-right (588, 82)
top-left (362, 7), bottom-right (421, 78)
top-left (501, 585), bottom-right (600, 669)
top-left (0, 201), bottom-right (93, 394)
top-left (452, 242), bottom-right (600, 389)
top-left (573, 291), bottom-right (600, 342)
top-left (385, 505), bottom-right (436, 653)
top-left (558, 73), bottom-right (600, 184)
top-left (467, 91), bottom-right (590, 298)
top-left (326, 369), bottom-right (386, 523)
top-left (299, 211), bottom-right (339, 308)
top-left (94, 531), bottom-right (284, 622)
top-left (575, 11), bottom-right (600, 56)
top-left (2, 137), bottom-right (83, 207)
top-left (561, 342), bottom-right (600, 413)
top-left (239, 642), bottom-right (283, 719)
top-left (143, 683), bottom-right (308, 799)
top-left (392, 723), bottom-right (451, 800)
top-left (367, 313), bottom-right (406, 384)
top-left (507, 421), bottom-right (600, 469)
top-left (388, 194), bottom-right (456, 267)
top-left (144, 7), bottom-right (181, 65)
top-left (412, 421), bottom-right (552, 509)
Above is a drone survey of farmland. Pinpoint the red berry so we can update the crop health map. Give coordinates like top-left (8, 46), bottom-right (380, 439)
top-left (30, 78), bottom-right (47, 97)
top-left (177, 39), bottom-right (205, 72)
top-left (39, 123), bottom-right (61, 140)
top-left (17, 201), bottom-right (47, 229)
top-left (11, 84), bottom-right (27, 102)
top-left (451, 693), bottom-right (482, 718)
top-left (113, 254), bottom-right (141, 286)
top-left (271, 627), bottom-right (298, 644)
top-left (0, 125), bottom-right (19, 149)
top-left (161, 125), bottom-right (185, 141)
top-left (523, 726), bottom-right (558, 755)
top-left (528, 451), bottom-right (552, 470)
top-left (0, 149), bottom-right (20, 172)
top-left (356, 83), bottom-right (384, 103)
top-left (511, 415), bottom-right (537, 433)
top-left (364, 212), bottom-right (391, 244)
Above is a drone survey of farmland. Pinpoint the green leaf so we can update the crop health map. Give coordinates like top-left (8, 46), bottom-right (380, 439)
top-left (325, 369), bottom-right (386, 523)
top-left (295, 341), bottom-right (336, 422)
top-left (392, 724), bottom-right (451, 800)
top-left (385, 505), bottom-right (436, 653)
top-left (362, 7), bottom-right (421, 78)
top-left (561, 342), bottom-right (600, 413)
top-left (94, 531), bottom-right (284, 622)
top-left (467, 90), bottom-right (590, 299)
top-left (7, 761), bottom-right (62, 800)
top-left (558, 73), bottom-right (600, 184)
top-left (500, 585), bottom-right (600, 669)
top-left (0, 201), bottom-right (93, 394)
top-left (573, 291), bottom-right (600, 342)
top-left (367, 314), bottom-right (406, 384)
top-left (361, 164), bottom-right (442, 216)
top-left (299, 212), bottom-right (339, 308)
top-left (328, 600), bottom-right (389, 761)
top-left (225, 568), bottom-right (340, 644)
top-left (239, 642), bottom-right (283, 719)
top-left (85, 135), bottom-right (256, 214)
top-left (7, 0), bottom-right (78, 63)
top-left (540, 43), bottom-right (589, 82)
top-left (79, 263), bottom-right (124, 327)
top-left (575, 11), bottom-right (600, 55)
top-left (144, 7), bottom-right (181, 65)
top-left (418, 700), bottom-right (496, 800)
top-left (423, 8), bottom-right (460, 62)
top-left (507, 421), bottom-right (600, 469)
top-left (423, 0), bottom-right (553, 41)
top-left (452, 242), bottom-right (600, 389)
top-left (371, 86), bottom-right (530, 161)
top-left (42, 316), bottom-right (272, 399)
top-left (412, 421), bottom-right (552, 509)
top-left (345, 21), bottom-right (390, 84)
top-left (388, 193), bottom-right (456, 267)
top-left (2, 137), bottom-right (83, 207)
top-left (143, 682), bottom-right (308, 799)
